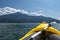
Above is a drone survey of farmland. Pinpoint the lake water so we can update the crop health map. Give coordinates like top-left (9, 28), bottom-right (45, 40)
top-left (0, 23), bottom-right (39, 40)
top-left (0, 23), bottom-right (60, 40)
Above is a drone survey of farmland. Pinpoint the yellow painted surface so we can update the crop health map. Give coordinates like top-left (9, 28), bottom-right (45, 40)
top-left (19, 22), bottom-right (60, 40)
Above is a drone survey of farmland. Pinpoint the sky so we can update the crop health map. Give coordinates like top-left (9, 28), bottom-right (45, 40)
top-left (0, 0), bottom-right (60, 19)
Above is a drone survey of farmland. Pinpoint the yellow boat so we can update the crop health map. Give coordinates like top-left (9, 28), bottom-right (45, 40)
top-left (19, 22), bottom-right (60, 40)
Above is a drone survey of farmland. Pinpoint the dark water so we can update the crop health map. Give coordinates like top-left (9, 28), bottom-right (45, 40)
top-left (0, 23), bottom-right (39, 40)
top-left (0, 23), bottom-right (60, 40)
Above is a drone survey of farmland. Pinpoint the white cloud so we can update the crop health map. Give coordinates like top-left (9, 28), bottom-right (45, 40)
top-left (0, 7), bottom-right (45, 16)
top-left (0, 7), bottom-right (28, 15)
top-left (28, 12), bottom-right (45, 16)
top-left (57, 18), bottom-right (60, 20)
top-left (19, 10), bottom-right (28, 14)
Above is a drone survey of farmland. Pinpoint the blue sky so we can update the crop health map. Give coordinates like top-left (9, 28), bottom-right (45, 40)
top-left (0, 0), bottom-right (60, 18)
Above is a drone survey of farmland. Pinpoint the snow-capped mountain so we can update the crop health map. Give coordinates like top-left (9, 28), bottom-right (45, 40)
top-left (0, 7), bottom-right (60, 23)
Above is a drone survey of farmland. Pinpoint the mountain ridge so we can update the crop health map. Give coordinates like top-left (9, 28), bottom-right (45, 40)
top-left (0, 12), bottom-right (60, 23)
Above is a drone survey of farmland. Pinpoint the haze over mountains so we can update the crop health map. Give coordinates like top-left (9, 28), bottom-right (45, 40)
top-left (0, 7), bottom-right (60, 23)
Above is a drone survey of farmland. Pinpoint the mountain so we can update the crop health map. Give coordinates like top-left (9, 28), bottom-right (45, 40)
top-left (0, 12), bottom-right (60, 23)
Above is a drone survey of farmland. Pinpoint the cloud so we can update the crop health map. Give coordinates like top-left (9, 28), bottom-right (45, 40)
top-left (0, 7), bottom-right (20, 15)
top-left (0, 7), bottom-right (28, 15)
top-left (57, 18), bottom-right (60, 20)
top-left (0, 7), bottom-right (45, 16)
top-left (28, 12), bottom-right (45, 16)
